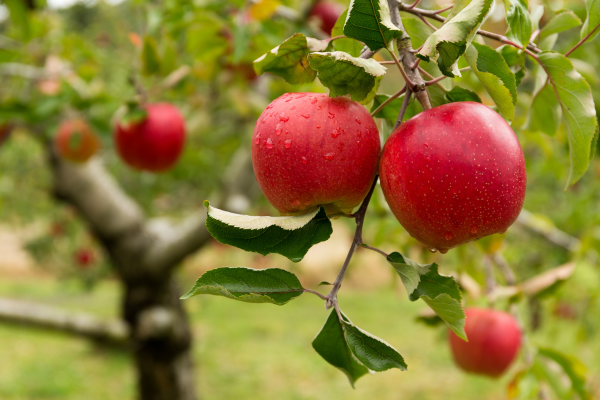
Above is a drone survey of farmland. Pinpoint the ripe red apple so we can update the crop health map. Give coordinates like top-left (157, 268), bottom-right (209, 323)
top-left (55, 119), bottom-right (100, 163)
top-left (309, 1), bottom-right (345, 36)
top-left (449, 308), bottom-right (521, 377)
top-left (379, 102), bottom-right (526, 253)
top-left (74, 248), bottom-right (95, 268)
top-left (114, 103), bottom-right (186, 172)
top-left (252, 92), bottom-right (380, 216)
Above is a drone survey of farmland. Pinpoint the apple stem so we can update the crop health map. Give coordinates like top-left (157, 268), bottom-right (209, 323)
top-left (324, 177), bottom-right (379, 309)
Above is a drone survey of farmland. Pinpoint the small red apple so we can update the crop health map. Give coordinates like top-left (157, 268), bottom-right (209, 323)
top-left (309, 1), bottom-right (345, 36)
top-left (74, 248), bottom-right (95, 268)
top-left (449, 308), bottom-right (521, 377)
top-left (252, 92), bottom-right (380, 216)
top-left (379, 102), bottom-right (526, 253)
top-left (114, 103), bottom-right (186, 172)
top-left (55, 119), bottom-right (100, 163)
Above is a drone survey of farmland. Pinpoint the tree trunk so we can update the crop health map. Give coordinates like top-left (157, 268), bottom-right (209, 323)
top-left (125, 277), bottom-right (195, 400)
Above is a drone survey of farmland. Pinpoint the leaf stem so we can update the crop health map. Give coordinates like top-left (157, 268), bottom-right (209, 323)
top-left (432, 4), bottom-right (454, 14)
top-left (324, 177), bottom-right (379, 309)
top-left (303, 288), bottom-right (329, 300)
top-left (565, 22), bottom-right (600, 57)
top-left (418, 14), bottom-right (439, 31)
top-left (418, 66), bottom-right (449, 92)
top-left (393, 86), bottom-right (412, 130)
top-left (388, 50), bottom-right (416, 89)
top-left (406, 0), bottom-right (421, 9)
top-left (360, 243), bottom-right (389, 257)
top-left (370, 86), bottom-right (407, 117)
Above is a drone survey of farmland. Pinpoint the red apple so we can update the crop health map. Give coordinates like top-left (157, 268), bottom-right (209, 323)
top-left (252, 92), bottom-right (380, 216)
top-left (74, 248), bottom-right (95, 268)
top-left (115, 103), bottom-right (186, 172)
top-left (449, 308), bottom-right (521, 377)
top-left (379, 102), bottom-right (526, 253)
top-left (55, 119), bottom-right (100, 163)
top-left (309, 1), bottom-right (345, 36)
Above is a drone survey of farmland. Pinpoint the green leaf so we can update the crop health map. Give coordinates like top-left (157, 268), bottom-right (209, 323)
top-left (343, 0), bottom-right (404, 52)
top-left (360, 76), bottom-right (382, 105)
top-left (499, 45), bottom-right (526, 86)
top-left (540, 10), bottom-right (582, 39)
top-left (465, 42), bottom-right (517, 120)
top-left (402, 17), bottom-right (434, 48)
top-left (445, 86), bottom-right (482, 103)
top-left (181, 267), bottom-right (304, 305)
top-left (417, 0), bottom-right (493, 77)
top-left (341, 319), bottom-right (407, 372)
top-left (387, 252), bottom-right (466, 340)
top-left (308, 52), bottom-right (387, 102)
top-left (204, 201), bottom-right (332, 262)
top-left (538, 52), bottom-right (599, 186)
top-left (537, 348), bottom-right (591, 400)
top-left (370, 94), bottom-right (404, 123)
top-left (503, 0), bottom-right (532, 48)
top-left (312, 310), bottom-right (369, 387)
top-left (581, 0), bottom-right (600, 42)
top-left (332, 10), bottom-right (362, 57)
top-left (4, 0), bottom-right (30, 40)
top-left (253, 33), bottom-right (328, 84)
top-left (141, 35), bottom-right (161, 76)
top-left (446, 0), bottom-right (474, 21)
top-left (526, 84), bottom-right (561, 136)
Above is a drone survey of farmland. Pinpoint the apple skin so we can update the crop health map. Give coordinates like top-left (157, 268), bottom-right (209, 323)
top-left (309, 1), bottom-right (345, 36)
top-left (115, 103), bottom-right (186, 172)
top-left (449, 308), bottom-right (521, 378)
top-left (55, 119), bottom-right (100, 163)
top-left (252, 92), bottom-right (380, 216)
top-left (379, 102), bottom-right (526, 253)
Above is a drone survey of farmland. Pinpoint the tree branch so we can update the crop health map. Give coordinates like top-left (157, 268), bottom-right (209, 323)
top-left (398, 2), bottom-right (542, 54)
top-left (0, 297), bottom-right (129, 346)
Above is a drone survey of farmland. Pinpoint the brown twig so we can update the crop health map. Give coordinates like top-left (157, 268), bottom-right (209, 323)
top-left (371, 86), bottom-right (407, 117)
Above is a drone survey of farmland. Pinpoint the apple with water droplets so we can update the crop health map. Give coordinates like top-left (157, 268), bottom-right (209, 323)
top-left (114, 103), bottom-right (186, 173)
top-left (449, 308), bottom-right (521, 377)
top-left (309, 1), bottom-right (345, 36)
top-left (252, 92), bottom-right (380, 216)
top-left (55, 119), bottom-right (100, 163)
top-left (379, 102), bottom-right (526, 253)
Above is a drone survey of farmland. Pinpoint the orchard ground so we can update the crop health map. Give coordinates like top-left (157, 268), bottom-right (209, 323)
top-left (0, 222), bottom-right (599, 399)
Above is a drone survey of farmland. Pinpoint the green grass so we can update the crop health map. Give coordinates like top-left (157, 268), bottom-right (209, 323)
top-left (1, 276), bottom-right (598, 400)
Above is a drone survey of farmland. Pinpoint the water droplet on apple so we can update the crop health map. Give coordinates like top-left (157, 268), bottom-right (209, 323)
top-left (470, 225), bottom-right (478, 234)
top-left (266, 138), bottom-right (273, 149)
top-left (279, 113), bottom-right (290, 122)
top-left (285, 97), bottom-right (293, 102)
top-left (424, 143), bottom-right (429, 148)
top-left (254, 133), bottom-right (260, 144)
top-left (355, 117), bottom-right (361, 125)
top-left (444, 232), bottom-right (453, 240)
top-left (301, 157), bottom-right (307, 164)
top-left (301, 113), bottom-right (310, 119)
top-left (316, 124), bottom-right (321, 129)
top-left (323, 152), bottom-right (336, 160)
top-left (294, 93), bottom-right (306, 99)
top-left (438, 248), bottom-right (449, 254)
top-left (356, 141), bottom-right (361, 146)
top-left (365, 129), bottom-right (371, 135)
top-left (309, 97), bottom-right (318, 104)
top-left (328, 112), bottom-right (335, 119)
top-left (428, 248), bottom-right (437, 253)
top-left (284, 139), bottom-right (292, 149)
top-left (331, 128), bottom-right (341, 138)
top-left (275, 124), bottom-right (282, 135)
